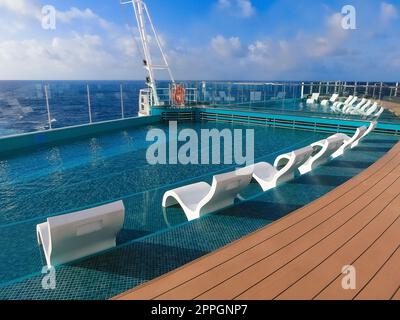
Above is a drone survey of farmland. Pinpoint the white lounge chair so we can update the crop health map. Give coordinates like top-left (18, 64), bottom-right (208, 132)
top-left (321, 94), bottom-right (339, 106)
top-left (306, 93), bottom-right (320, 104)
top-left (360, 121), bottom-right (377, 140)
top-left (365, 103), bottom-right (379, 116)
top-left (331, 126), bottom-right (368, 158)
top-left (37, 201), bottom-right (125, 268)
top-left (332, 95), bottom-right (353, 110)
top-left (251, 146), bottom-right (314, 191)
top-left (299, 136), bottom-right (346, 175)
top-left (340, 96), bottom-right (359, 113)
top-left (162, 168), bottom-right (253, 221)
top-left (345, 98), bottom-right (367, 114)
top-left (371, 107), bottom-right (384, 118)
top-left (349, 100), bottom-right (372, 115)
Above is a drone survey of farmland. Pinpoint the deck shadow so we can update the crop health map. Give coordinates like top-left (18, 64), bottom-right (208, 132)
top-left (72, 241), bottom-right (208, 281)
top-left (363, 138), bottom-right (399, 144)
top-left (219, 200), bottom-right (302, 220)
top-left (117, 229), bottom-right (153, 245)
top-left (322, 159), bottom-right (373, 169)
top-left (289, 174), bottom-right (351, 187)
top-left (355, 146), bottom-right (393, 153)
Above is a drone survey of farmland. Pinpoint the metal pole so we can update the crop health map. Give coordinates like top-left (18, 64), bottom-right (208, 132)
top-left (87, 84), bottom-right (92, 124)
top-left (120, 84), bottom-right (125, 119)
top-left (395, 82), bottom-right (399, 97)
top-left (301, 82), bottom-right (305, 99)
top-left (44, 84), bottom-right (52, 130)
top-left (365, 82), bottom-right (369, 96)
top-left (379, 82), bottom-right (383, 101)
top-left (354, 81), bottom-right (357, 96)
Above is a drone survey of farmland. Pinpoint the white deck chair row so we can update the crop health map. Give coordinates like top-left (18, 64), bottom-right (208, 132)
top-left (330, 96), bottom-right (384, 118)
top-left (162, 122), bottom-right (377, 221)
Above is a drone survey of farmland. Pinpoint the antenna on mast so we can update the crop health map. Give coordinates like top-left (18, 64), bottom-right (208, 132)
top-left (120, 0), bottom-right (175, 107)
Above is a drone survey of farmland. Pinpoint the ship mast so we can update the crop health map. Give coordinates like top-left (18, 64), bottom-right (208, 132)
top-left (121, 0), bottom-right (175, 106)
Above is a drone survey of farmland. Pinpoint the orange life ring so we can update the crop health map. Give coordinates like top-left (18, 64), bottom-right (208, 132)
top-left (172, 85), bottom-right (185, 106)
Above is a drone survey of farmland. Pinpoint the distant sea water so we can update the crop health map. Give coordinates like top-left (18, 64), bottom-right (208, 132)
top-left (0, 80), bottom-right (146, 137)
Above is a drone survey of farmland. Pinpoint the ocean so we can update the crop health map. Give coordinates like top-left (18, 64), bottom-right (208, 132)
top-left (0, 80), bottom-right (145, 136)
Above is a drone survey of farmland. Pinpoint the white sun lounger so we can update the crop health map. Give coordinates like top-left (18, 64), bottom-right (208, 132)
top-left (36, 201), bottom-right (125, 268)
top-left (371, 107), bottom-right (384, 118)
top-left (321, 94), bottom-right (339, 106)
top-left (360, 121), bottom-right (377, 140)
top-left (340, 96), bottom-right (359, 113)
top-left (162, 168), bottom-right (253, 221)
top-left (349, 100), bottom-right (372, 115)
top-left (306, 93), bottom-right (320, 104)
top-left (365, 103), bottom-right (379, 116)
top-left (332, 95), bottom-right (353, 110)
top-left (299, 136), bottom-right (346, 175)
top-left (345, 98), bottom-right (367, 114)
top-left (251, 146), bottom-right (314, 192)
top-left (352, 121), bottom-right (377, 147)
top-left (331, 126), bottom-right (368, 158)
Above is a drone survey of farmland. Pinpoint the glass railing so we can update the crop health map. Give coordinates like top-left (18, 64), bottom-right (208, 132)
top-left (0, 80), bottom-right (399, 137)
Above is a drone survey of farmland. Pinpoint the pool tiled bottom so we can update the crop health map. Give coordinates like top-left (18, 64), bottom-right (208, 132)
top-left (0, 134), bottom-right (397, 300)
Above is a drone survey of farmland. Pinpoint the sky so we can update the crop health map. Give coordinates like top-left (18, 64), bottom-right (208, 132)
top-left (0, 0), bottom-right (399, 81)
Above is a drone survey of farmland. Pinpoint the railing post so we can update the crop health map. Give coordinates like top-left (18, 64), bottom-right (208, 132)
top-left (365, 82), bottom-right (369, 96)
top-left (395, 82), bottom-right (399, 97)
top-left (120, 84), bottom-right (125, 119)
top-left (44, 84), bottom-right (52, 130)
top-left (379, 82), bottom-right (383, 101)
top-left (354, 81), bottom-right (357, 96)
top-left (87, 84), bottom-right (92, 124)
top-left (301, 82), bottom-right (305, 99)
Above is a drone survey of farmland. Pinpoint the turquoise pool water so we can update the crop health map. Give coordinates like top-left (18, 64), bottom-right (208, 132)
top-left (0, 120), bottom-right (398, 300)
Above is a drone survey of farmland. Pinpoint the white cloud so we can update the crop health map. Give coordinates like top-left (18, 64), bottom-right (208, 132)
top-left (216, 0), bottom-right (256, 18)
top-left (217, 0), bottom-right (231, 10)
top-left (57, 7), bottom-right (110, 29)
top-left (237, 0), bottom-right (256, 18)
top-left (0, 0), bottom-right (110, 30)
top-left (211, 35), bottom-right (243, 58)
top-left (0, 0), bottom-right (41, 20)
top-left (380, 2), bottom-right (398, 23)
top-left (0, 32), bottom-right (144, 80)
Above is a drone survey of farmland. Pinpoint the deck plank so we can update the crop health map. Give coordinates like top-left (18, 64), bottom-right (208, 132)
top-left (278, 195), bottom-right (400, 300)
top-left (355, 246), bottom-right (400, 300)
top-left (114, 142), bottom-right (400, 300)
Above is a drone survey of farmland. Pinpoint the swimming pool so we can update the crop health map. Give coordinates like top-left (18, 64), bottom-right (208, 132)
top-left (0, 120), bottom-right (398, 299)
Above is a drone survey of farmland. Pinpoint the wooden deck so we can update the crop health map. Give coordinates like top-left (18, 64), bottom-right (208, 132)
top-left (115, 142), bottom-right (400, 300)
